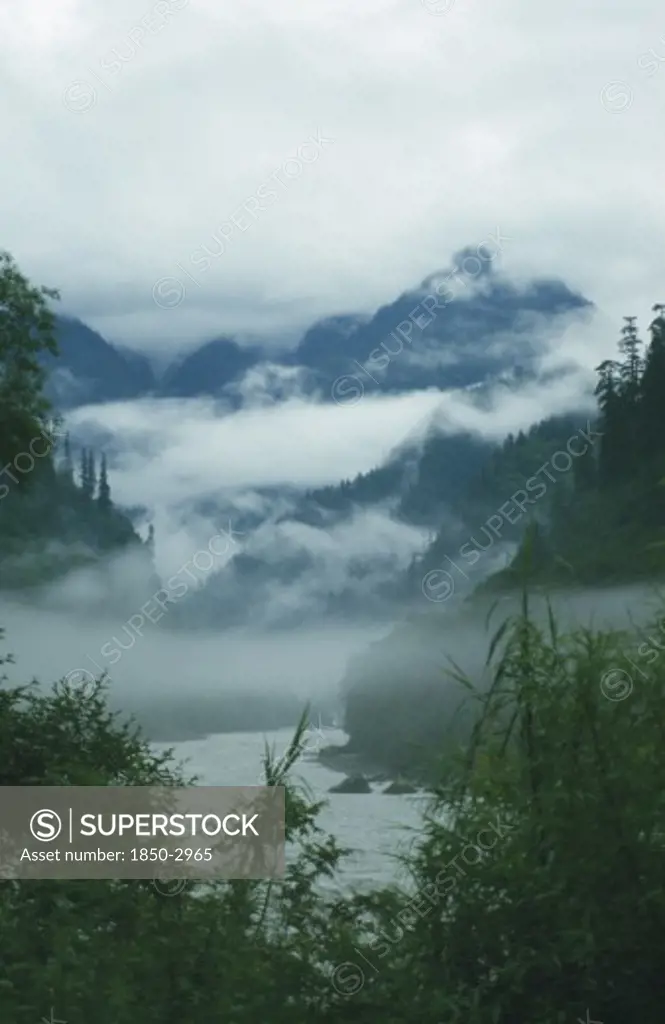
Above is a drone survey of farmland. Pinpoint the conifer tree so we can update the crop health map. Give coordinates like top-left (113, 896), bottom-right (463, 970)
top-left (97, 453), bottom-right (111, 512)
top-left (640, 304), bottom-right (665, 461)
top-left (88, 450), bottom-right (96, 497)
top-left (0, 250), bottom-right (59, 471)
top-left (594, 358), bottom-right (622, 485)
top-left (79, 447), bottom-right (89, 494)
top-left (618, 315), bottom-right (643, 399)
top-left (62, 432), bottom-right (74, 480)
top-left (609, 315), bottom-right (644, 475)
top-left (572, 439), bottom-right (597, 492)
top-left (79, 448), bottom-right (96, 500)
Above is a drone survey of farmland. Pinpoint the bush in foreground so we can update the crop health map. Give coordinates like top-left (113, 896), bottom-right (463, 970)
top-left (2, 600), bottom-right (665, 1022)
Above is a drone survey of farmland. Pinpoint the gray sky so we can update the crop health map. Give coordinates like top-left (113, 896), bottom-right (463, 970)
top-left (1, 0), bottom-right (664, 358)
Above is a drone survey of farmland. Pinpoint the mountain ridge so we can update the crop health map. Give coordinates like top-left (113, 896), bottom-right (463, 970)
top-left (44, 252), bottom-right (593, 409)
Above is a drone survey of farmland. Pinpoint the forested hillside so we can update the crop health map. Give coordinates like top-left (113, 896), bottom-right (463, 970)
top-left (342, 307), bottom-right (665, 772)
top-left (340, 411), bottom-right (597, 773)
top-left (0, 437), bottom-right (150, 590)
top-left (0, 251), bottom-right (153, 596)
top-left (297, 428), bottom-right (495, 527)
top-left (407, 410), bottom-right (592, 595)
top-left (488, 308), bottom-right (665, 589)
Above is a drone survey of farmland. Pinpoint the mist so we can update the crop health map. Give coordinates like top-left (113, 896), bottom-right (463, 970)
top-left (0, 590), bottom-right (395, 741)
top-left (3, 564), bottom-right (663, 744)
top-left (435, 582), bottom-right (665, 682)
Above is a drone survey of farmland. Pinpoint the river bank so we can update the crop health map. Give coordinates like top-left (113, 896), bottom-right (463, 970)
top-left (316, 742), bottom-right (427, 793)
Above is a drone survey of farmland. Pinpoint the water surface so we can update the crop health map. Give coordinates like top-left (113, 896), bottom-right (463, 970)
top-left (157, 726), bottom-right (428, 893)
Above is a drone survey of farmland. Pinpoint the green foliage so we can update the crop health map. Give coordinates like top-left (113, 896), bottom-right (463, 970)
top-left (0, 253), bottom-right (145, 589)
top-left (0, 250), bottom-right (59, 472)
top-left (4, 599), bottom-right (665, 1020)
top-left (345, 303), bottom-right (665, 792)
top-left (0, 640), bottom-right (361, 1024)
top-left (396, 601), bottom-right (665, 1022)
top-left (3, 253), bottom-right (665, 1021)
top-left (412, 413), bottom-right (586, 586)
top-left (475, 306), bottom-right (665, 589)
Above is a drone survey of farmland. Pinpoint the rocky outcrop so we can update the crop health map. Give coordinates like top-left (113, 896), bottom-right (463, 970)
top-left (328, 774), bottom-right (371, 794)
top-left (382, 779), bottom-right (417, 795)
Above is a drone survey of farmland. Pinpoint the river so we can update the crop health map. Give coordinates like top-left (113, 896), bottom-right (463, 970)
top-left (154, 725), bottom-right (429, 894)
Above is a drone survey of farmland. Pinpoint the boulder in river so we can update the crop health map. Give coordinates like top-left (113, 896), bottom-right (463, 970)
top-left (328, 774), bottom-right (371, 794)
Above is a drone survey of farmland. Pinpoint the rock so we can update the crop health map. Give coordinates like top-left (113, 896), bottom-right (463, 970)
top-left (328, 774), bottom-right (371, 794)
top-left (382, 779), bottom-right (417, 795)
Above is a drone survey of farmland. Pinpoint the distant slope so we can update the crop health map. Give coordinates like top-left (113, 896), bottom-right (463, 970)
top-left (293, 251), bottom-right (592, 394)
top-left (43, 316), bottom-right (156, 407)
top-left (167, 424), bottom-right (496, 630)
top-left (42, 249), bottom-right (593, 410)
top-left (407, 411), bottom-right (591, 598)
top-left (339, 411), bottom-right (598, 773)
top-left (339, 301), bottom-right (665, 772)
top-left (0, 443), bottom-right (157, 609)
top-left (159, 337), bottom-right (262, 398)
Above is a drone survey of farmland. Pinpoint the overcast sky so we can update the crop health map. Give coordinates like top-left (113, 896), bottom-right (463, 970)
top-left (1, 0), bottom-right (664, 358)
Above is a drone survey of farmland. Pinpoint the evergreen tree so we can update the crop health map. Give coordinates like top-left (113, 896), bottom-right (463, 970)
top-left (640, 304), bottom-right (665, 461)
top-left (0, 250), bottom-right (59, 471)
top-left (594, 358), bottom-right (622, 485)
top-left (615, 315), bottom-right (644, 468)
top-left (572, 439), bottom-right (597, 492)
top-left (79, 448), bottom-right (96, 500)
top-left (62, 432), bottom-right (74, 481)
top-left (79, 447), bottom-right (89, 494)
top-left (618, 315), bottom-right (643, 397)
top-left (88, 450), bottom-right (97, 498)
top-left (97, 453), bottom-right (111, 512)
